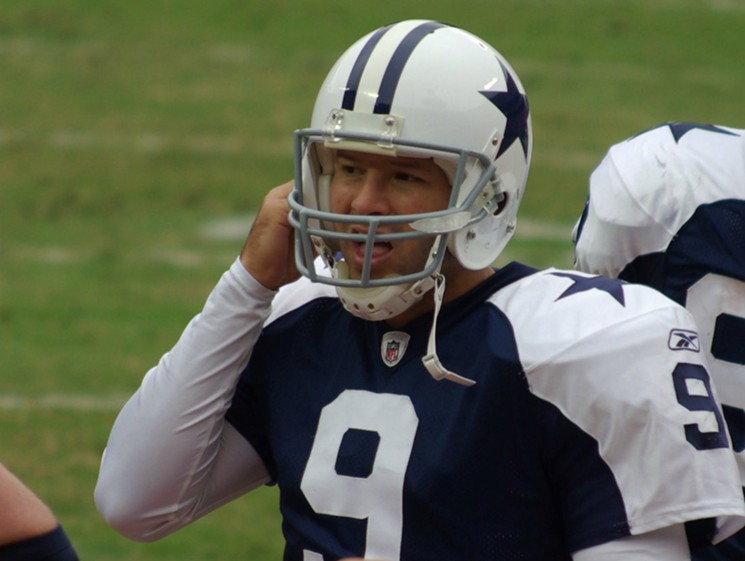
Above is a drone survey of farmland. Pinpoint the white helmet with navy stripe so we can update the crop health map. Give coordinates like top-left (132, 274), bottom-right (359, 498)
top-left (289, 19), bottom-right (532, 321)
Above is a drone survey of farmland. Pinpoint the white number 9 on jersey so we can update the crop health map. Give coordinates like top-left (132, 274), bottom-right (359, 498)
top-left (301, 390), bottom-right (419, 561)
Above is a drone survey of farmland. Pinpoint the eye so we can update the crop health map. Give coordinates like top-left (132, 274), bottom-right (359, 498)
top-left (336, 161), bottom-right (362, 177)
top-left (393, 172), bottom-right (423, 183)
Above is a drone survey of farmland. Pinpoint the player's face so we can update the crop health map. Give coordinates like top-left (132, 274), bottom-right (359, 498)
top-left (328, 150), bottom-right (451, 281)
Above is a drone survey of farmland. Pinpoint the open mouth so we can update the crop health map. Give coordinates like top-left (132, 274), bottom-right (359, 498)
top-left (352, 240), bottom-right (393, 265)
top-left (345, 225), bottom-right (394, 266)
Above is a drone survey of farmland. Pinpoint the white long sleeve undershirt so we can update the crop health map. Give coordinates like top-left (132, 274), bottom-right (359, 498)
top-left (95, 258), bottom-right (275, 541)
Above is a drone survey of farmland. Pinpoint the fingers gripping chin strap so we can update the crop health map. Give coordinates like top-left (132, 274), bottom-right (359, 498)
top-left (421, 274), bottom-right (476, 387)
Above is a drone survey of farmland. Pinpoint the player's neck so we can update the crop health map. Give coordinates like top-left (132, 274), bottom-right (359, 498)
top-left (385, 267), bottom-right (494, 329)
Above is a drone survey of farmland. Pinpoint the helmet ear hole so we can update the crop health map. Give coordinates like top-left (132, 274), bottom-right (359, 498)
top-left (493, 193), bottom-right (508, 216)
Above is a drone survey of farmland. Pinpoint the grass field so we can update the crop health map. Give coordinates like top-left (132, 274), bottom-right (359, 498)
top-left (1, 0), bottom-right (744, 558)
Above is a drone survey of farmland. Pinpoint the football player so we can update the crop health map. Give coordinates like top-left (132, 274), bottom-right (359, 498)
top-left (0, 462), bottom-right (79, 560)
top-left (95, 22), bottom-right (745, 560)
top-left (573, 121), bottom-right (745, 560)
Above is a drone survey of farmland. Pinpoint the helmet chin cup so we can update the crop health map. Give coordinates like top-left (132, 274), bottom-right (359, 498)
top-left (334, 261), bottom-right (436, 321)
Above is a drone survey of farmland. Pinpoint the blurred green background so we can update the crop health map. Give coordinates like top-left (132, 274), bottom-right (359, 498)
top-left (1, 0), bottom-right (743, 558)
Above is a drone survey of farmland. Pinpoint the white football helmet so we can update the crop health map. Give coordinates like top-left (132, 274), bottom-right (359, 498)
top-left (289, 19), bottom-right (532, 321)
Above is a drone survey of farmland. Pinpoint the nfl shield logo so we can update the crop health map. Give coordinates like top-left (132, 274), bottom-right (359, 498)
top-left (385, 340), bottom-right (400, 364)
top-left (381, 331), bottom-right (411, 368)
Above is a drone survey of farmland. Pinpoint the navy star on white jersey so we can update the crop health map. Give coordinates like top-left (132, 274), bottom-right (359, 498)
top-left (634, 121), bottom-right (739, 143)
top-left (480, 61), bottom-right (530, 159)
top-left (551, 272), bottom-right (626, 306)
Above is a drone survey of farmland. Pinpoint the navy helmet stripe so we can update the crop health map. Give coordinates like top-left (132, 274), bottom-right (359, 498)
top-left (341, 24), bottom-right (392, 110)
top-left (374, 21), bottom-right (446, 114)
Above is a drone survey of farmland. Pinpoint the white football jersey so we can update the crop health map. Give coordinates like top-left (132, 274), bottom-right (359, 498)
top-left (574, 122), bottom-right (745, 410)
top-left (573, 122), bottom-right (745, 559)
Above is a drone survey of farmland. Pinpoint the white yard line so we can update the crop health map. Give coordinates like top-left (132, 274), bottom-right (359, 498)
top-left (0, 128), bottom-right (247, 156)
top-left (0, 393), bottom-right (129, 412)
top-left (5, 216), bottom-right (574, 268)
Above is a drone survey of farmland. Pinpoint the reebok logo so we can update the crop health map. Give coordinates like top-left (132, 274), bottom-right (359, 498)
top-left (668, 329), bottom-right (701, 352)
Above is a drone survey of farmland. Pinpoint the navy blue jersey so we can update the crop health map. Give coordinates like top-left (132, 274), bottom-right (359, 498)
top-left (227, 262), bottom-right (744, 561)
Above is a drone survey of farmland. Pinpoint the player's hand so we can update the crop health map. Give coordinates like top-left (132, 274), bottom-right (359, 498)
top-left (239, 181), bottom-right (300, 290)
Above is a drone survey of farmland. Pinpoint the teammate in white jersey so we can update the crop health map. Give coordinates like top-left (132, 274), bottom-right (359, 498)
top-left (573, 121), bottom-right (745, 560)
top-left (95, 22), bottom-right (745, 560)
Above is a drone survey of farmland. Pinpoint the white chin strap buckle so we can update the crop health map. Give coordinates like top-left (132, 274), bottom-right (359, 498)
top-left (422, 354), bottom-right (477, 387)
top-left (421, 274), bottom-right (476, 387)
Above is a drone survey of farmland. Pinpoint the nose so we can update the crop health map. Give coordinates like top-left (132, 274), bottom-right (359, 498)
top-left (349, 172), bottom-right (391, 216)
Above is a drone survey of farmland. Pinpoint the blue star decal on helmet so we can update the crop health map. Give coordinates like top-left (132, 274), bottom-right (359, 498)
top-left (551, 272), bottom-right (626, 306)
top-left (634, 122), bottom-right (739, 144)
top-left (480, 61), bottom-right (530, 159)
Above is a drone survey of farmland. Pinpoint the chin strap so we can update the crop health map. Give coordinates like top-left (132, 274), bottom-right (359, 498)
top-left (421, 274), bottom-right (477, 387)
